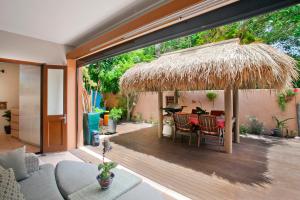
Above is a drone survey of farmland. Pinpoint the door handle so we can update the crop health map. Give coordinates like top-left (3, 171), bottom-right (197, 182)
top-left (63, 114), bottom-right (67, 124)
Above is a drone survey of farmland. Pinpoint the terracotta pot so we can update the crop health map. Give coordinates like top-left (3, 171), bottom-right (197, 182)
top-left (97, 172), bottom-right (115, 190)
top-left (104, 114), bottom-right (109, 126)
top-left (285, 96), bottom-right (294, 102)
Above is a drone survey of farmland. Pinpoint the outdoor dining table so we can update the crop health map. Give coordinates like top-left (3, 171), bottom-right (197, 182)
top-left (189, 114), bottom-right (225, 129)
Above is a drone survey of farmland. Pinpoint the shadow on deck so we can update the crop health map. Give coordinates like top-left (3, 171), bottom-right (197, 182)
top-left (108, 126), bottom-right (275, 186)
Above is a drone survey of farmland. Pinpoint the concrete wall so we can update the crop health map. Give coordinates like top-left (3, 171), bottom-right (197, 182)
top-left (0, 63), bottom-right (19, 133)
top-left (132, 90), bottom-right (300, 133)
top-left (0, 30), bottom-right (72, 65)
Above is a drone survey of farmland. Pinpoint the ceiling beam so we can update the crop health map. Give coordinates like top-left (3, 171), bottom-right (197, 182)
top-left (67, 0), bottom-right (213, 59)
top-left (79, 0), bottom-right (300, 65)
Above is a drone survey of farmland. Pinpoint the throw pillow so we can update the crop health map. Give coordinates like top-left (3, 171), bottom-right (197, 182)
top-left (0, 147), bottom-right (29, 181)
top-left (0, 168), bottom-right (25, 200)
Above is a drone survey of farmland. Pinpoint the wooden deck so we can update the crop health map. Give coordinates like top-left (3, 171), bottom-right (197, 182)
top-left (72, 126), bottom-right (300, 200)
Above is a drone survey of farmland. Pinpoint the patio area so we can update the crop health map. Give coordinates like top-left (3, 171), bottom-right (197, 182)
top-left (73, 125), bottom-right (300, 200)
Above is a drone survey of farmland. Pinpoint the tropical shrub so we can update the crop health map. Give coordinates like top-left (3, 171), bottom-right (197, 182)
top-left (239, 124), bottom-right (248, 135)
top-left (247, 116), bottom-right (264, 135)
top-left (109, 108), bottom-right (123, 121)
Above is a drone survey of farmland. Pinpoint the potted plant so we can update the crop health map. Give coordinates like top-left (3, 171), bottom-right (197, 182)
top-left (272, 116), bottom-right (293, 137)
top-left (277, 89), bottom-right (296, 111)
top-left (206, 91), bottom-right (218, 103)
top-left (2, 110), bottom-right (11, 134)
top-left (97, 139), bottom-right (117, 189)
top-left (107, 108), bottom-right (123, 134)
top-left (163, 118), bottom-right (174, 137)
top-left (285, 89), bottom-right (296, 101)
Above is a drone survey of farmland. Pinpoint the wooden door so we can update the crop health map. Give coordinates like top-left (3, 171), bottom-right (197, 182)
top-left (43, 65), bottom-right (67, 152)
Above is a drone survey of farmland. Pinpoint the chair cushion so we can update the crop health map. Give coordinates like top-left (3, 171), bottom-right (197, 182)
top-left (0, 147), bottom-right (29, 181)
top-left (19, 164), bottom-right (64, 200)
top-left (55, 160), bottom-right (98, 199)
top-left (0, 168), bottom-right (25, 200)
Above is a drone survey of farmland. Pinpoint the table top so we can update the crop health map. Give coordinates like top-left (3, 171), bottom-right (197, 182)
top-left (189, 114), bottom-right (225, 128)
top-left (68, 168), bottom-right (142, 200)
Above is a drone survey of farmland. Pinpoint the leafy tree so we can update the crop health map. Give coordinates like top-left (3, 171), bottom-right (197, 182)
top-left (84, 4), bottom-right (300, 93)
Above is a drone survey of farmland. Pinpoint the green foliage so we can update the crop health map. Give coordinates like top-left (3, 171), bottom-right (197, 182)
top-left (277, 89), bottom-right (296, 111)
top-left (86, 48), bottom-right (155, 94)
top-left (277, 93), bottom-right (287, 111)
top-left (2, 110), bottom-right (11, 122)
top-left (84, 5), bottom-right (300, 91)
top-left (239, 124), bottom-right (248, 135)
top-left (247, 116), bottom-right (264, 135)
top-left (286, 89), bottom-right (296, 97)
top-left (93, 107), bottom-right (105, 114)
top-left (109, 108), bottom-right (123, 121)
top-left (98, 162), bottom-right (117, 180)
top-left (206, 91), bottom-right (218, 101)
top-left (272, 116), bottom-right (293, 130)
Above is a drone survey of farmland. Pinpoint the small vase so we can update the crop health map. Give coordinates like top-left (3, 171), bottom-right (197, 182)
top-left (97, 172), bottom-right (115, 189)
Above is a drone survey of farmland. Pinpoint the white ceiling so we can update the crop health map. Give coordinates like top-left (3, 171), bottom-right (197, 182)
top-left (0, 0), bottom-right (168, 47)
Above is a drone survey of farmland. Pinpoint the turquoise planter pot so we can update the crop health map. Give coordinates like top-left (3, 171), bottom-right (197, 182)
top-left (83, 112), bottom-right (100, 145)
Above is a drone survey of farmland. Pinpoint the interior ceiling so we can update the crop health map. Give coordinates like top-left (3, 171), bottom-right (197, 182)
top-left (0, 0), bottom-right (168, 47)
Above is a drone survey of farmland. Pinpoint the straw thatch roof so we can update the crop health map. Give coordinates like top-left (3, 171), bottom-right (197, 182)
top-left (120, 38), bottom-right (298, 92)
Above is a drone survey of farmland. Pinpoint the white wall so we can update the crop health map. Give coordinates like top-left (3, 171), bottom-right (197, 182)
top-left (19, 65), bottom-right (41, 146)
top-left (0, 63), bottom-right (19, 133)
top-left (0, 30), bottom-right (72, 65)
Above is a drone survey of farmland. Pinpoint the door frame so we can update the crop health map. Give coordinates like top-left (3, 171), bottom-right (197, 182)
top-left (42, 65), bottom-right (68, 152)
top-left (0, 57), bottom-right (43, 153)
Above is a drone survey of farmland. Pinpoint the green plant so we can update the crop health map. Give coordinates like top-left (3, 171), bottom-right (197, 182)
top-left (109, 108), bottom-right (123, 121)
top-left (277, 93), bottom-right (286, 111)
top-left (286, 89), bottom-right (296, 97)
top-left (2, 110), bottom-right (11, 122)
top-left (277, 89), bottom-right (296, 111)
top-left (98, 139), bottom-right (117, 180)
top-left (247, 116), bottom-right (264, 135)
top-left (98, 162), bottom-right (117, 179)
top-left (240, 124), bottom-right (248, 135)
top-left (272, 116), bottom-right (293, 136)
top-left (206, 91), bottom-right (218, 102)
top-left (93, 107), bottom-right (106, 114)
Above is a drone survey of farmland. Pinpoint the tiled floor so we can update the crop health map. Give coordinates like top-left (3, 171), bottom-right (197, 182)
top-left (0, 133), bottom-right (40, 153)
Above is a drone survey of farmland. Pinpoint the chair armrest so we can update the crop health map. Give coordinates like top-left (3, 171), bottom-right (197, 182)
top-left (25, 153), bottom-right (39, 174)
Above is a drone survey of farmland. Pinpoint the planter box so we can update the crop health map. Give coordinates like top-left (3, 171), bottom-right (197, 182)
top-left (83, 112), bottom-right (100, 145)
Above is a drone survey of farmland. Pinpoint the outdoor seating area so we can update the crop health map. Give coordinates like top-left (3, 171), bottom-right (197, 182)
top-left (171, 110), bottom-right (226, 148)
top-left (1, 1), bottom-right (299, 200)
top-left (120, 38), bottom-right (297, 154)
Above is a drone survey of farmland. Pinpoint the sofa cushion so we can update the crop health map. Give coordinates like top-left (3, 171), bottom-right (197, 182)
top-left (55, 160), bottom-right (98, 199)
top-left (25, 153), bottom-right (39, 174)
top-left (0, 147), bottom-right (29, 181)
top-left (19, 164), bottom-right (64, 200)
top-left (0, 168), bottom-right (25, 200)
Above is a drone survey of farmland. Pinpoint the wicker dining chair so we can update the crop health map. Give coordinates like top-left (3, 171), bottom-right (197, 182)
top-left (173, 113), bottom-right (197, 145)
top-left (198, 114), bottom-right (224, 147)
top-left (210, 110), bottom-right (225, 117)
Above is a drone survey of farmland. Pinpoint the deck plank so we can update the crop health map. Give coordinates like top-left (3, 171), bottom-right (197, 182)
top-left (72, 126), bottom-right (300, 200)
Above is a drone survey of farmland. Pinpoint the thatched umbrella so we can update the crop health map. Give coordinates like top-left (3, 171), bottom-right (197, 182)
top-left (120, 38), bottom-right (298, 153)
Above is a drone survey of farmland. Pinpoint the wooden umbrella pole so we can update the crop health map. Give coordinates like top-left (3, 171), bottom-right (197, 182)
top-left (224, 87), bottom-right (233, 153)
top-left (158, 91), bottom-right (163, 138)
top-left (233, 88), bottom-right (240, 143)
